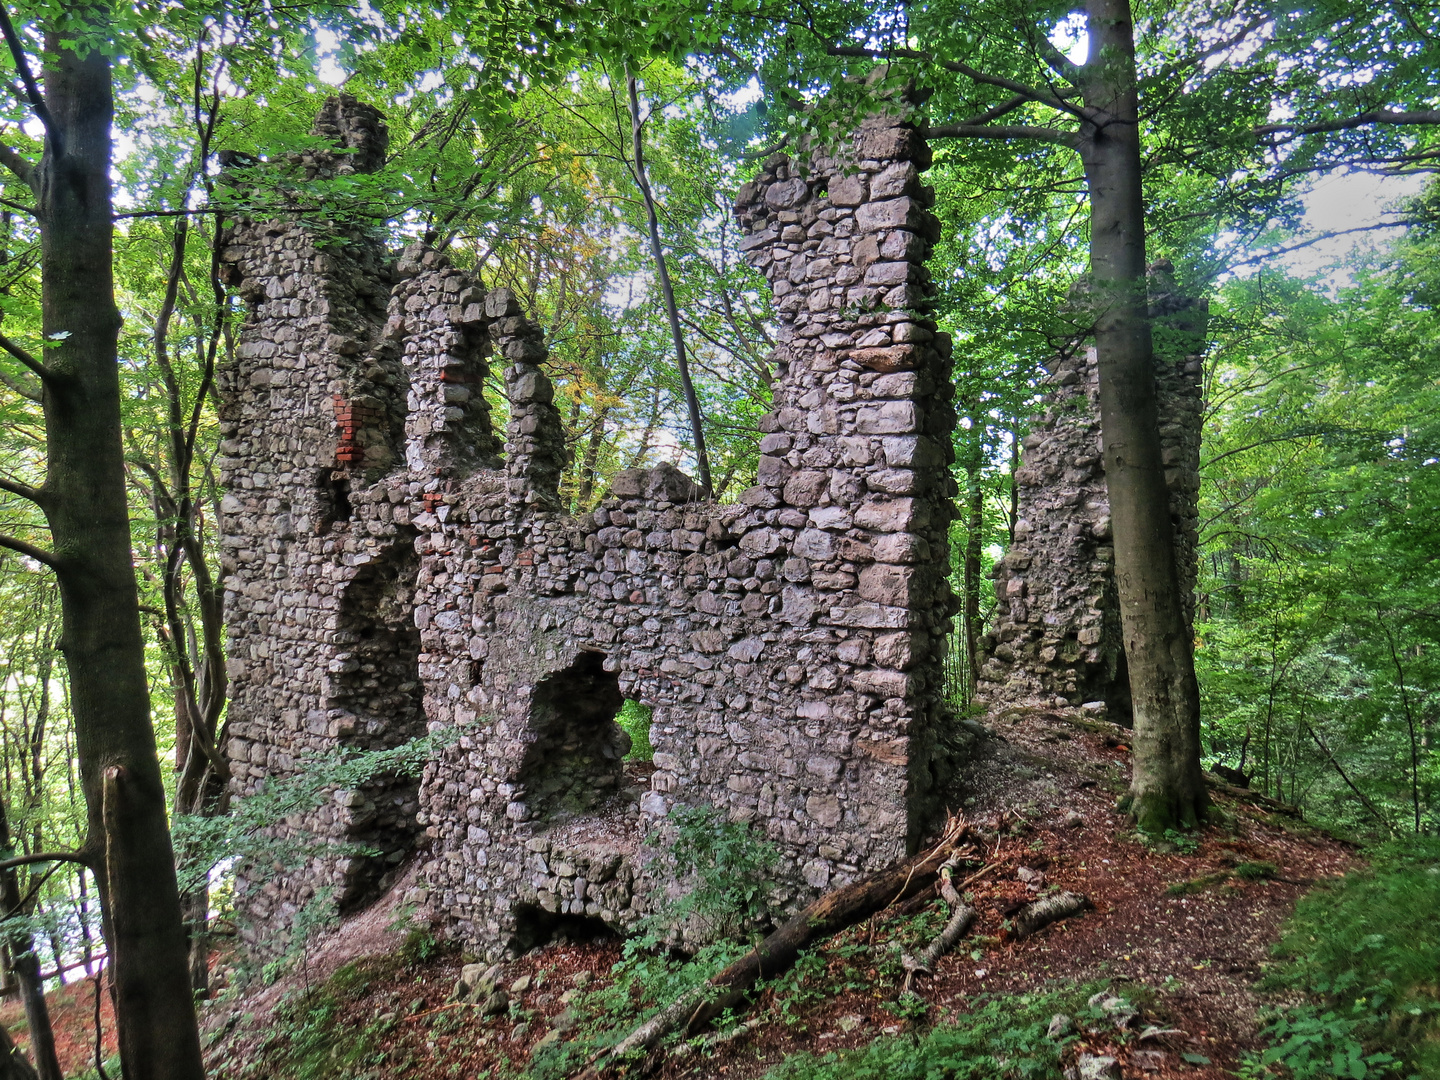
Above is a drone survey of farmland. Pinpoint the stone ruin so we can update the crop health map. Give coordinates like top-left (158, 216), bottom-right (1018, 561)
top-left (975, 272), bottom-right (1207, 722)
top-left (217, 95), bottom-right (961, 958)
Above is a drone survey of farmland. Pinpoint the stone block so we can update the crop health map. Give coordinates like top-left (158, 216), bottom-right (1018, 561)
top-left (828, 174), bottom-right (867, 206)
top-left (858, 564), bottom-right (915, 606)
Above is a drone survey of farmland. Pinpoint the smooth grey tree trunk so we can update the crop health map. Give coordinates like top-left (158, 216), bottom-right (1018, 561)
top-left (0, 18), bottom-right (209, 1079)
top-left (1079, 0), bottom-right (1207, 831)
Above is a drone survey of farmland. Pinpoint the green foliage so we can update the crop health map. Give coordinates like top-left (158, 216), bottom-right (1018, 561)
top-left (1142, 828), bottom-right (1201, 854)
top-left (1251, 838), bottom-right (1440, 1078)
top-left (617, 700), bottom-right (654, 762)
top-left (172, 726), bottom-right (463, 982)
top-left (762, 986), bottom-right (1098, 1080)
top-left (525, 805), bottom-right (779, 1076)
top-left (248, 958), bottom-right (400, 1080)
top-left (1197, 229), bottom-right (1440, 838)
top-left (642, 803), bottom-right (780, 943)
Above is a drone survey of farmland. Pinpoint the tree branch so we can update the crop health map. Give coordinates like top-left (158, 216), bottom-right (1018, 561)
top-left (0, 851), bottom-right (89, 872)
top-left (1302, 721), bottom-right (1394, 834)
top-left (0, 330), bottom-right (49, 380)
top-left (926, 123), bottom-right (1080, 147)
top-left (1257, 109), bottom-right (1440, 140)
top-left (0, 475), bottom-right (42, 504)
top-left (0, 6), bottom-right (59, 155)
top-left (826, 45), bottom-right (1086, 118)
top-left (1033, 34), bottom-right (1083, 86)
top-left (0, 137), bottom-right (31, 187)
top-left (0, 533), bottom-right (57, 569)
top-left (953, 93), bottom-right (1031, 128)
top-left (0, 364), bottom-right (38, 400)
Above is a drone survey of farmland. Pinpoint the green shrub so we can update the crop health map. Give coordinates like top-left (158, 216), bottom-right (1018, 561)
top-left (617, 699), bottom-right (654, 762)
top-left (1253, 836), bottom-right (1440, 1078)
top-left (762, 986), bottom-right (1099, 1080)
top-left (525, 804), bottom-right (778, 1078)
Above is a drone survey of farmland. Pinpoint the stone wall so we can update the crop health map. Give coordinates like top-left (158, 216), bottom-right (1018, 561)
top-left (219, 96), bottom-right (960, 959)
top-left (975, 269), bottom-right (1206, 722)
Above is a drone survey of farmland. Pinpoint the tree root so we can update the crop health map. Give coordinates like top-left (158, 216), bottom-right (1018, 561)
top-left (1013, 890), bottom-right (1092, 938)
top-left (900, 856), bottom-right (976, 997)
top-left (1204, 773), bottom-right (1301, 817)
top-left (569, 815), bottom-right (976, 1080)
top-left (668, 1016), bottom-right (765, 1063)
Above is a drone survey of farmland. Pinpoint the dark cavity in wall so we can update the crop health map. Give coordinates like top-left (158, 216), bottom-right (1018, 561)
top-left (318, 469), bottom-right (352, 531)
top-left (329, 536), bottom-right (424, 911)
top-left (510, 904), bottom-right (619, 952)
top-left (517, 651), bottom-right (632, 823)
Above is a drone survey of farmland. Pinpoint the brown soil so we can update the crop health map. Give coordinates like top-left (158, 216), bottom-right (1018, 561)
top-left (1, 970), bottom-right (117, 1076)
top-left (34, 710), bottom-right (1355, 1080)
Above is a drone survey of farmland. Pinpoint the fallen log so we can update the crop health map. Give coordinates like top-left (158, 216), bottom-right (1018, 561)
top-left (1013, 890), bottom-right (1091, 939)
top-left (1204, 773), bottom-right (1302, 817)
top-left (571, 816), bottom-right (973, 1079)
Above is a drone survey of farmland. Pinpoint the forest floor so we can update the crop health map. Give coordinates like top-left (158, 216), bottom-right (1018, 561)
top-left (1, 964), bottom-right (117, 1076)
top-left (203, 711), bottom-right (1355, 1080)
top-left (10, 711), bottom-right (1356, 1079)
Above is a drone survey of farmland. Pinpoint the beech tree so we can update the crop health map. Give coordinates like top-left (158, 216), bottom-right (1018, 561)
top-left (677, 0), bottom-right (1440, 830)
top-left (0, 6), bottom-right (206, 1077)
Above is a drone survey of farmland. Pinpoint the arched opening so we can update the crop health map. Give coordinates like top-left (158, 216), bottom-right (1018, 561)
top-left (328, 539), bottom-right (424, 911)
top-left (510, 904), bottom-right (619, 953)
top-left (517, 651), bottom-right (631, 822)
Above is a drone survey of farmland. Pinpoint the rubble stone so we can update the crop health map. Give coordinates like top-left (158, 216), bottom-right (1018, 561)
top-left (220, 96), bottom-right (958, 960)
top-left (976, 268), bottom-right (1206, 722)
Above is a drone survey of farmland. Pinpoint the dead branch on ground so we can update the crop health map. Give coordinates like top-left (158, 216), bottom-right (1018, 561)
top-left (570, 815), bottom-right (976, 1079)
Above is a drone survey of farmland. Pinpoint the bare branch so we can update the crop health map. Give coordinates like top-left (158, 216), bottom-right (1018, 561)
top-left (827, 45), bottom-right (1087, 118)
top-left (0, 330), bottom-right (49, 380)
top-left (0, 137), bottom-right (31, 187)
top-left (0, 475), bottom-right (42, 504)
top-left (0, 6), bottom-right (59, 155)
top-left (0, 533), bottom-right (56, 568)
top-left (953, 93), bottom-right (1031, 128)
top-left (926, 123), bottom-right (1081, 148)
top-left (0, 851), bottom-right (88, 872)
top-left (1258, 109), bottom-right (1440, 140)
top-left (0, 364), bottom-right (38, 400)
top-left (1033, 34), bottom-right (1083, 86)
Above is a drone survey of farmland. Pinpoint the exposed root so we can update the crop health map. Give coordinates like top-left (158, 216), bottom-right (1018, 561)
top-left (900, 856), bottom-right (976, 997)
top-left (668, 1017), bottom-right (764, 1063)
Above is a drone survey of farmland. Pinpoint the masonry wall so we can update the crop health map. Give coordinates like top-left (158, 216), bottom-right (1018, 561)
top-left (975, 270), bottom-right (1206, 721)
top-left (219, 96), bottom-right (959, 959)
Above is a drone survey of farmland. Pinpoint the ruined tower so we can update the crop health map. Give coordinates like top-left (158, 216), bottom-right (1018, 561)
top-left (975, 269), bottom-right (1206, 721)
top-left (218, 96), bottom-right (958, 958)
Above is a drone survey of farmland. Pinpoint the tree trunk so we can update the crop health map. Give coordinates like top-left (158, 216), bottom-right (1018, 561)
top-left (962, 434), bottom-right (985, 701)
top-left (625, 67), bottom-right (713, 497)
top-left (0, 1023), bottom-right (38, 1080)
top-left (1079, 0), bottom-right (1207, 832)
top-left (575, 408), bottom-right (610, 510)
top-left (0, 803), bottom-right (61, 1080)
top-left (28, 23), bottom-right (206, 1080)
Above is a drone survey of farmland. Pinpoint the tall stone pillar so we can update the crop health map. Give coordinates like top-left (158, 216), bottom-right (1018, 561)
top-left (976, 266), bottom-right (1206, 721)
top-left (732, 105), bottom-right (960, 846)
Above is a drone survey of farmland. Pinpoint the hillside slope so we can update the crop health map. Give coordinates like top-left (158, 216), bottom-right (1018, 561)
top-left (200, 710), bottom-right (1353, 1080)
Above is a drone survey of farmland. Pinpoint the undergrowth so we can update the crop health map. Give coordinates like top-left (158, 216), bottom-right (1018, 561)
top-left (761, 985), bottom-right (1102, 1080)
top-left (523, 804), bottom-right (778, 1078)
top-left (1247, 836), bottom-right (1440, 1079)
top-left (617, 700), bottom-right (654, 762)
